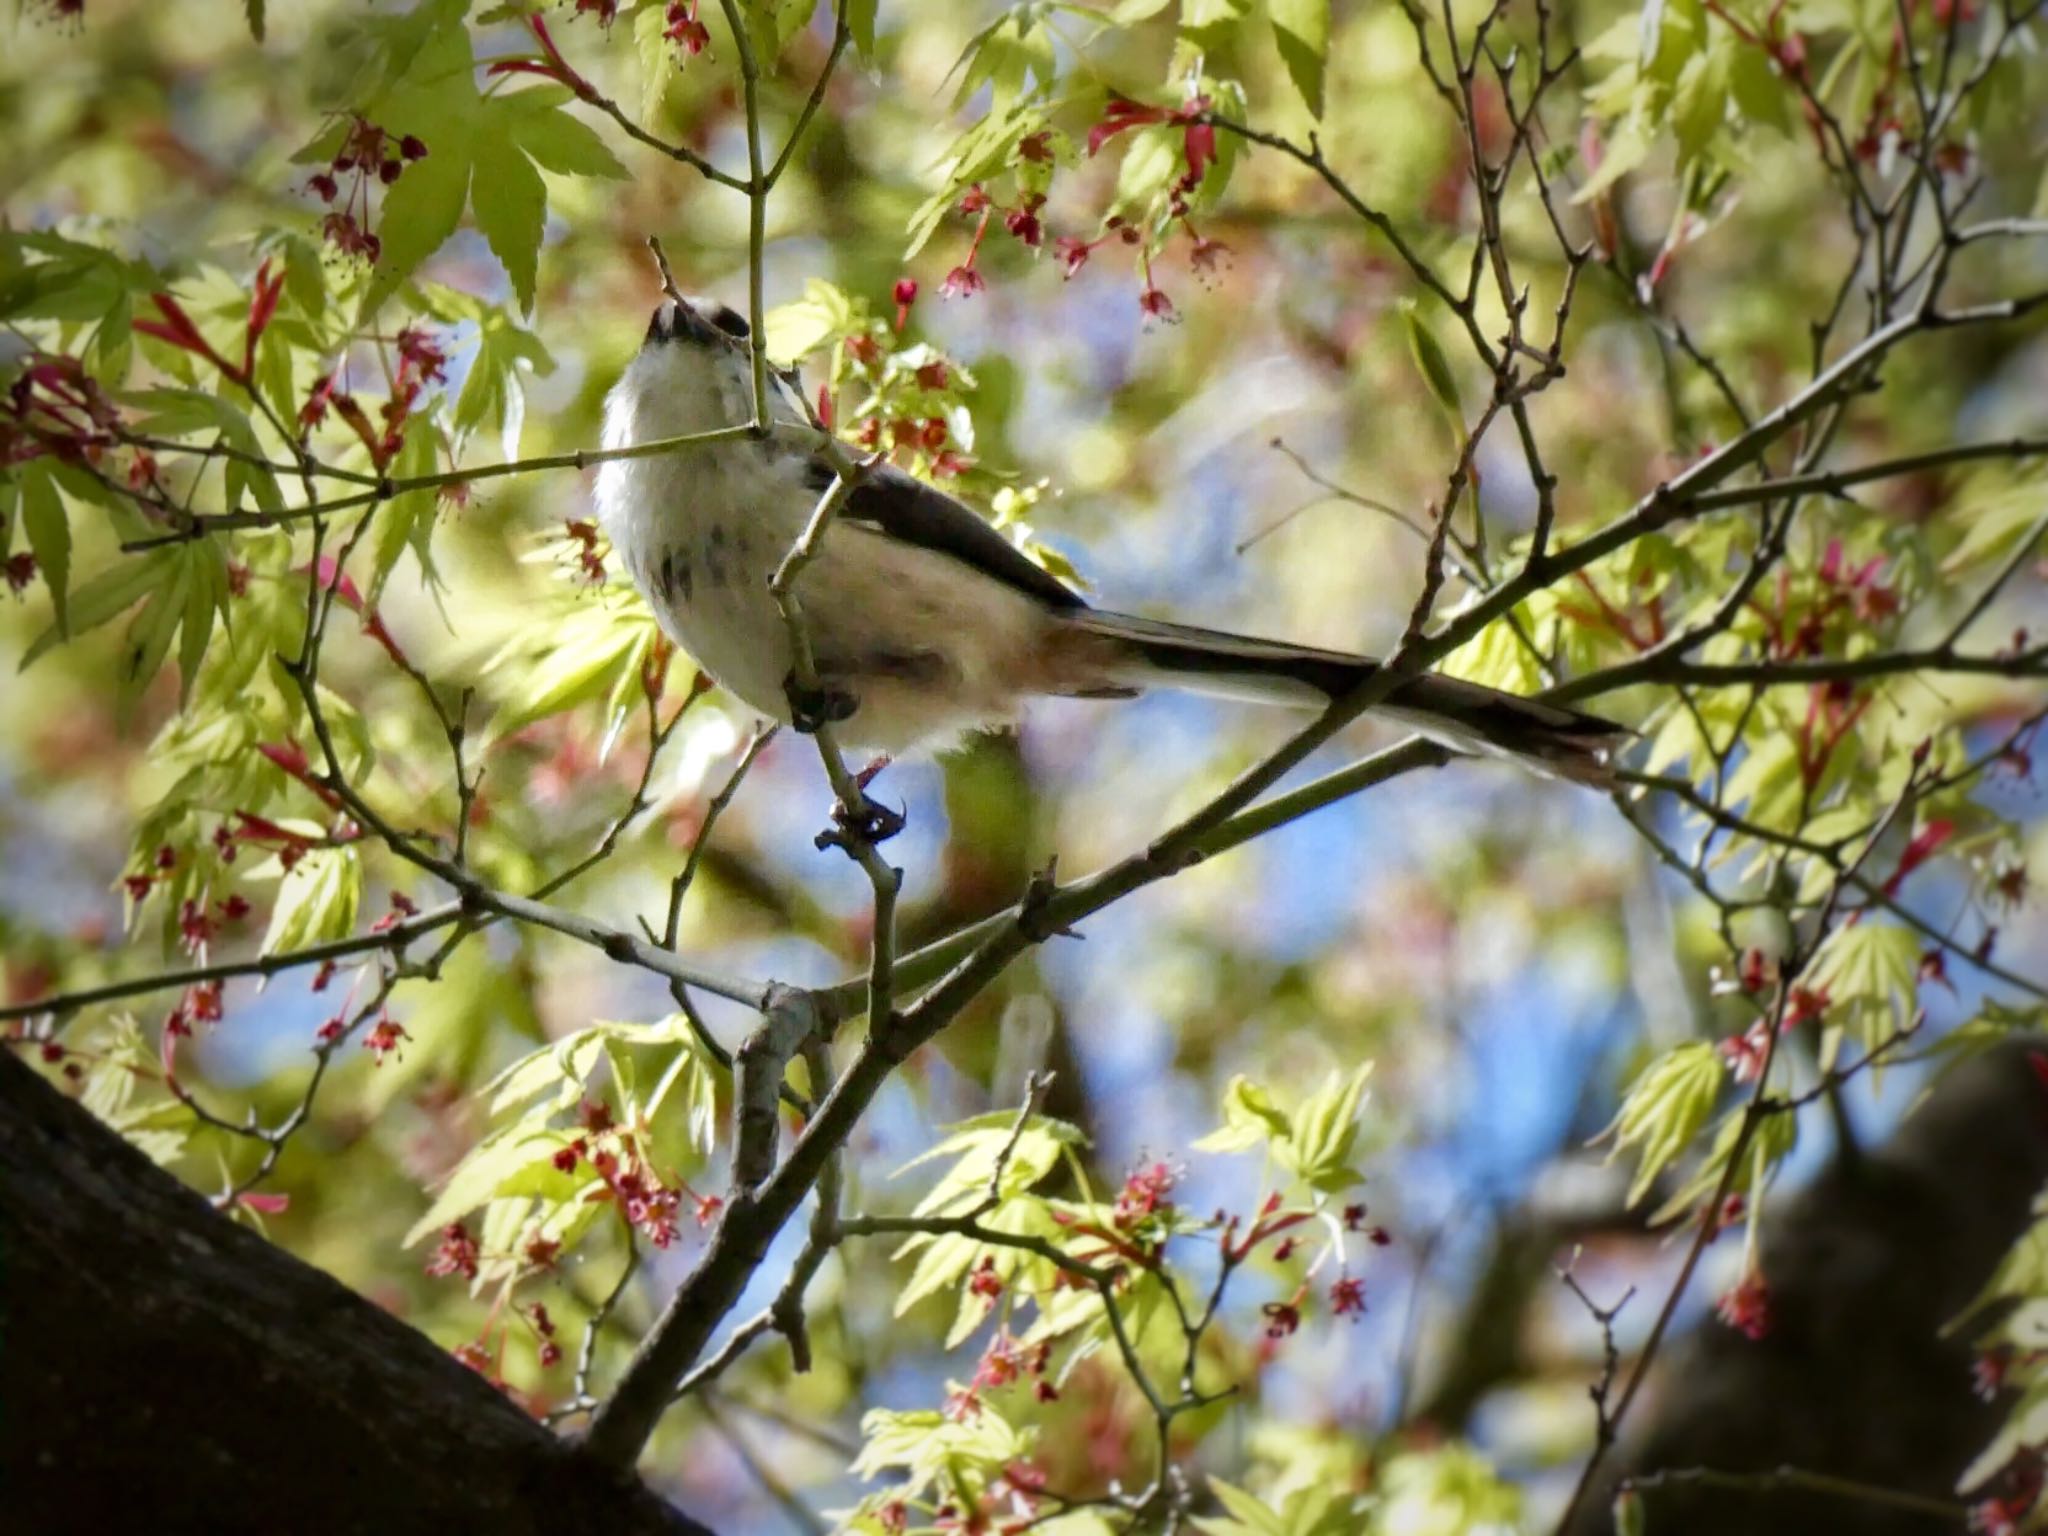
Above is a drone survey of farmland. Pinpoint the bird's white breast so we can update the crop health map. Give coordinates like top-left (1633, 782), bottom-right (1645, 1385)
top-left (592, 337), bottom-right (1058, 755)
top-left (594, 345), bottom-right (809, 719)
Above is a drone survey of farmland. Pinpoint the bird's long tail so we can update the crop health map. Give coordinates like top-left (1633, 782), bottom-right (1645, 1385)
top-left (1064, 611), bottom-right (1628, 786)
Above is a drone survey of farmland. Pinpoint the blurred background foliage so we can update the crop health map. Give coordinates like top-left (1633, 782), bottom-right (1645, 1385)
top-left (2, 0), bottom-right (2047, 1531)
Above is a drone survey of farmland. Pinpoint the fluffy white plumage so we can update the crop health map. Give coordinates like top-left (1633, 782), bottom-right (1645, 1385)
top-left (595, 296), bottom-right (1627, 781)
top-left (595, 306), bottom-right (1058, 754)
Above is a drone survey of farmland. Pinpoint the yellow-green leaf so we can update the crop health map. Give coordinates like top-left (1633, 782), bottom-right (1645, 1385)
top-left (261, 846), bottom-right (363, 956)
top-left (19, 464), bottom-right (70, 635)
top-left (1270, 0), bottom-right (1331, 117)
top-left (1399, 300), bottom-right (1465, 441)
top-left (1278, 1061), bottom-right (1374, 1192)
top-left (402, 1123), bottom-right (569, 1246)
top-left (1605, 1041), bottom-right (1724, 1206)
top-left (1193, 1073), bottom-right (1294, 1153)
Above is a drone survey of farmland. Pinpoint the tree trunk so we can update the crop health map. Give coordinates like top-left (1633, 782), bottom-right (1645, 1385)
top-left (0, 1048), bottom-right (714, 1536)
top-left (1568, 1039), bottom-right (2048, 1535)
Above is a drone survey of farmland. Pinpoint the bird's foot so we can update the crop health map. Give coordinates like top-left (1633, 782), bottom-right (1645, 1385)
top-left (816, 793), bottom-right (906, 853)
top-left (782, 670), bottom-right (858, 735)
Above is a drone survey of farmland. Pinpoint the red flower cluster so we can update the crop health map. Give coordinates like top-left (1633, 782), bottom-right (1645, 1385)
top-left (176, 893), bottom-right (248, 956)
top-left (1715, 1271), bottom-right (1771, 1340)
top-left (528, 1302), bottom-right (562, 1368)
top-left (967, 1254), bottom-right (1005, 1303)
top-left (308, 118), bottom-right (426, 265)
top-left (1341, 1202), bottom-right (1394, 1245)
top-left (929, 92), bottom-right (1227, 324)
top-left (838, 327), bottom-right (973, 478)
top-left (1782, 983), bottom-right (1831, 1031)
top-left (938, 187), bottom-right (1003, 301)
top-left (1720, 978), bottom-right (1832, 1080)
top-left (1968, 1452), bottom-right (2044, 1536)
top-left (580, 1138), bottom-right (709, 1250)
top-left (1718, 1021), bottom-right (1770, 1082)
top-left (425, 1221), bottom-right (481, 1280)
top-left (1113, 1159), bottom-right (1177, 1227)
top-left (1080, 93), bottom-right (1227, 316)
top-left (369, 891), bottom-right (421, 935)
top-left (363, 1014), bottom-right (411, 1064)
top-left (303, 325), bottom-right (445, 471)
top-left (663, 1), bottom-right (709, 56)
top-left (564, 518), bottom-right (608, 585)
top-left (185, 980), bottom-right (225, 1026)
top-left (613, 1163), bottom-right (681, 1248)
top-left (943, 1330), bottom-right (1056, 1422)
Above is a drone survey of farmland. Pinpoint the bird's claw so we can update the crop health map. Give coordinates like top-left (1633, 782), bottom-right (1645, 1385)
top-left (816, 794), bottom-right (906, 852)
top-left (782, 671), bottom-right (858, 735)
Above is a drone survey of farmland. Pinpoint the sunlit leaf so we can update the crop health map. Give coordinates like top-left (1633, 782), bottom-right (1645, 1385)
top-left (18, 462), bottom-right (70, 635)
top-left (1605, 1041), bottom-right (1724, 1207)
top-left (1270, 0), bottom-right (1330, 118)
top-left (402, 1123), bottom-right (574, 1246)
top-left (261, 845), bottom-right (363, 955)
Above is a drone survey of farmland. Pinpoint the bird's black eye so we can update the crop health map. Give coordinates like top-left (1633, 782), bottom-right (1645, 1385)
top-left (710, 305), bottom-right (750, 339)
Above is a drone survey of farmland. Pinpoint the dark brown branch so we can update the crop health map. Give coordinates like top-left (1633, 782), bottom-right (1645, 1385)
top-left (1675, 436), bottom-right (2048, 515)
top-left (1557, 640), bottom-right (2048, 701)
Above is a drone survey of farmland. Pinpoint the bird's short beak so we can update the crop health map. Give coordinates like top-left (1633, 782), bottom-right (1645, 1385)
top-left (647, 298), bottom-right (697, 346)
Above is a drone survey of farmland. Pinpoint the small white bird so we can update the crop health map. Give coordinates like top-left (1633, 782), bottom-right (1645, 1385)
top-left (595, 295), bottom-right (1623, 793)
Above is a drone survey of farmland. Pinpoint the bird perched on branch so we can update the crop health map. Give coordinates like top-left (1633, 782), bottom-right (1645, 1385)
top-left (595, 294), bottom-right (1626, 814)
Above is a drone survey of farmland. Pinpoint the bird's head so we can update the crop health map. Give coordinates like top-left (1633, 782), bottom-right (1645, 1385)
top-left (644, 294), bottom-right (752, 351)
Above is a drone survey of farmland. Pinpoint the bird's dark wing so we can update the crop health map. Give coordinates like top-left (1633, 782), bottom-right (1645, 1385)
top-left (804, 456), bottom-right (1086, 612)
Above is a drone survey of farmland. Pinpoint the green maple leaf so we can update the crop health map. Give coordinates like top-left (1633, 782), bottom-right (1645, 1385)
top-left (359, 21), bottom-right (624, 317)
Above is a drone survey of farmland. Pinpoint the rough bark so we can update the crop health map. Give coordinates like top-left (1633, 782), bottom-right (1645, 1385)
top-left (0, 1048), bottom-right (715, 1536)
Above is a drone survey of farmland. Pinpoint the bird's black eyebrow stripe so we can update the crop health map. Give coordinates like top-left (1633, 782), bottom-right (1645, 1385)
top-left (803, 456), bottom-right (1087, 612)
